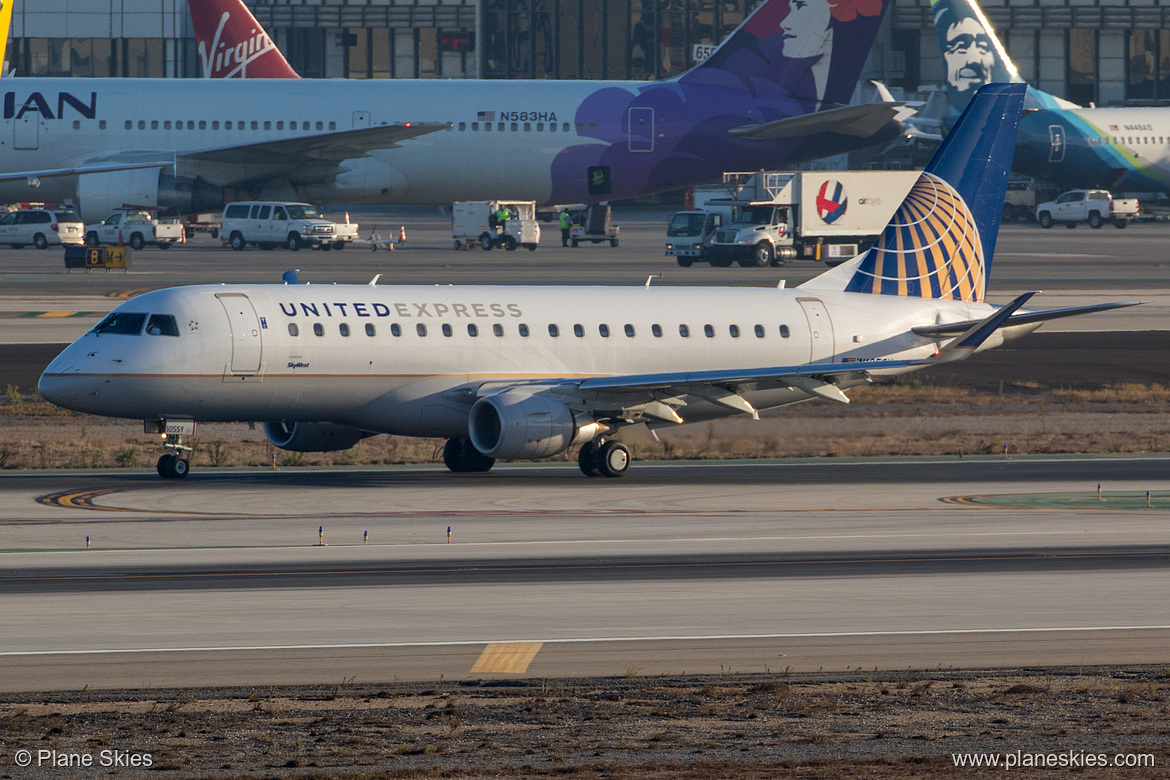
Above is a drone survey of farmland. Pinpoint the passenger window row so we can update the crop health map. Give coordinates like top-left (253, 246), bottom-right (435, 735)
top-left (457, 121), bottom-right (592, 134)
top-left (117, 119), bottom-right (338, 132)
top-left (287, 322), bottom-right (793, 339)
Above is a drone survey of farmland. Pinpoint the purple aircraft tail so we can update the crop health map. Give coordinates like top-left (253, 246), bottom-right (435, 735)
top-left (682, 0), bottom-right (889, 108)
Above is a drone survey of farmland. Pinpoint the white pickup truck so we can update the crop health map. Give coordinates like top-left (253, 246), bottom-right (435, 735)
top-left (1035, 190), bottom-right (1139, 229)
top-left (85, 210), bottom-right (184, 249)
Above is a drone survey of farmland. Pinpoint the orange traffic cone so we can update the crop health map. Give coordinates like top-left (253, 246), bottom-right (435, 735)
top-left (398, 225), bottom-right (406, 246)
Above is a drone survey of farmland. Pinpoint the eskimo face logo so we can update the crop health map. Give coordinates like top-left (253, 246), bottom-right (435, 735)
top-left (816, 179), bottom-right (847, 223)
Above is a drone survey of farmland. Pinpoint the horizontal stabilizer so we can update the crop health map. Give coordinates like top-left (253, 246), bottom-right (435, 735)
top-left (912, 301), bottom-right (1143, 337)
top-left (924, 291), bottom-right (1035, 365)
top-left (729, 103), bottom-right (903, 140)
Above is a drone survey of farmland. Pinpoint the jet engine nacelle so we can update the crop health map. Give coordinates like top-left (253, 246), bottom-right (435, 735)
top-left (76, 169), bottom-right (223, 222)
top-left (262, 421), bottom-right (367, 452)
top-left (468, 392), bottom-right (597, 460)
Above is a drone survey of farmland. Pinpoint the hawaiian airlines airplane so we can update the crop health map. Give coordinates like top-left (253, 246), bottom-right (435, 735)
top-left (188, 0), bottom-right (299, 78)
top-left (932, 0), bottom-right (1170, 192)
top-left (0, 0), bottom-right (904, 221)
top-left (38, 84), bottom-right (1135, 480)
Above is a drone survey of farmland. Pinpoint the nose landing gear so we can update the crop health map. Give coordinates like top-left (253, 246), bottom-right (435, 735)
top-left (156, 436), bottom-right (193, 480)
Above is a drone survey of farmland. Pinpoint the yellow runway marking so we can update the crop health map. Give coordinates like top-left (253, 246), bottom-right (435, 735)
top-left (470, 642), bottom-right (543, 674)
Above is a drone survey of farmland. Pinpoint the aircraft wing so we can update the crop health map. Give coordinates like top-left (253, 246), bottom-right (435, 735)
top-left (0, 160), bottom-right (173, 184)
top-left (729, 103), bottom-right (904, 140)
top-left (179, 122), bottom-right (451, 166)
top-left (0, 123), bottom-right (449, 187)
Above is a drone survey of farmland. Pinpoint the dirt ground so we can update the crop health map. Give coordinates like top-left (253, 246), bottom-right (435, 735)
top-left (3, 378), bottom-right (1170, 471)
top-left (0, 669), bottom-right (1167, 778)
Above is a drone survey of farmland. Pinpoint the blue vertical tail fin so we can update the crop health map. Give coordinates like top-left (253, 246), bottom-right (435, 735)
top-left (832, 83), bottom-right (1025, 301)
top-left (682, 0), bottom-right (891, 109)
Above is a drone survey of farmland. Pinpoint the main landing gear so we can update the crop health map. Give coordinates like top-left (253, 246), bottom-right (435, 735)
top-left (156, 436), bottom-right (193, 480)
top-left (443, 437), bottom-right (495, 473)
top-left (577, 439), bottom-right (631, 478)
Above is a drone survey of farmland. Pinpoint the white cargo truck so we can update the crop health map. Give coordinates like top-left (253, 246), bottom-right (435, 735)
top-left (453, 200), bottom-right (540, 251)
top-left (690, 170), bottom-right (919, 268)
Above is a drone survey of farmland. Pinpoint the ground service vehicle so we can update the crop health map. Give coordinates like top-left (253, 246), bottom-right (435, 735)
top-left (664, 209), bottom-right (726, 265)
top-left (0, 208), bottom-right (84, 248)
top-left (694, 170), bottom-right (919, 267)
top-left (569, 204), bottom-right (620, 247)
top-left (222, 201), bottom-right (356, 250)
top-left (453, 201), bottom-right (540, 251)
top-left (85, 210), bottom-right (184, 249)
top-left (1035, 190), bottom-right (1140, 229)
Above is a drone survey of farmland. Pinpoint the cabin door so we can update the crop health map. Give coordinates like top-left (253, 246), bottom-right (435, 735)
top-left (14, 115), bottom-right (38, 150)
top-left (628, 107), bottom-right (654, 152)
top-left (797, 297), bottom-right (835, 363)
top-left (217, 293), bottom-right (263, 375)
top-left (1048, 125), bottom-right (1066, 162)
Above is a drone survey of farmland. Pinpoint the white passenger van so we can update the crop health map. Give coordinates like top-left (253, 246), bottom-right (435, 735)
top-left (221, 201), bottom-right (355, 251)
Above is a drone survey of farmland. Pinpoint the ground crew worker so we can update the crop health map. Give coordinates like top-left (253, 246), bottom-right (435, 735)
top-left (559, 208), bottom-right (572, 247)
top-left (494, 205), bottom-right (510, 232)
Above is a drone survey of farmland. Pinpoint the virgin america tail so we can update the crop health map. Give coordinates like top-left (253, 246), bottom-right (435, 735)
top-left (188, 0), bottom-right (300, 78)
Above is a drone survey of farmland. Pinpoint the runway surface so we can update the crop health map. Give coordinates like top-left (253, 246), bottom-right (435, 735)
top-left (2, 457), bottom-right (1169, 691)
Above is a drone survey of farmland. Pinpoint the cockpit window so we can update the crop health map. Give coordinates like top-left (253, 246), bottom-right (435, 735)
top-left (91, 312), bottom-right (147, 336)
top-left (145, 314), bottom-right (180, 337)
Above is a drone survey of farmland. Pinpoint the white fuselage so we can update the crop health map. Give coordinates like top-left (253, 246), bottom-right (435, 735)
top-left (0, 77), bottom-right (812, 219)
top-left (38, 283), bottom-right (1018, 438)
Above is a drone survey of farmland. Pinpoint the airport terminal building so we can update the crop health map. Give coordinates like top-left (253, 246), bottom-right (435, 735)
top-left (9, 0), bottom-right (1170, 106)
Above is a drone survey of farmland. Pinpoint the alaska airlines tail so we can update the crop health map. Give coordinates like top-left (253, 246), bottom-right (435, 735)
top-left (838, 83), bottom-right (1026, 301)
top-left (929, 0), bottom-right (1072, 117)
top-left (188, 0), bottom-right (300, 78)
top-left (685, 0), bottom-right (889, 109)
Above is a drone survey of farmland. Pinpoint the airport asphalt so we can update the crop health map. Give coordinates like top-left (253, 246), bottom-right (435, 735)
top-left (1, 457), bottom-right (1169, 690)
top-left (2, 209), bottom-right (1170, 693)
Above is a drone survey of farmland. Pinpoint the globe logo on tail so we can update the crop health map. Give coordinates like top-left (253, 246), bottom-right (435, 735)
top-left (845, 172), bottom-right (985, 301)
top-left (816, 180), bottom-right (848, 224)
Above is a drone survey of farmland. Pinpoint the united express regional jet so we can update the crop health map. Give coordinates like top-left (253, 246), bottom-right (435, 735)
top-left (932, 0), bottom-right (1170, 192)
top-left (38, 83), bottom-right (1135, 480)
top-left (0, 0), bottom-right (902, 220)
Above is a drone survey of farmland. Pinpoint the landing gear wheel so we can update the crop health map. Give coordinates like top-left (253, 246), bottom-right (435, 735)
top-left (443, 437), bottom-right (495, 473)
top-left (577, 440), bottom-right (601, 477)
top-left (597, 441), bottom-right (631, 478)
top-left (157, 454), bottom-right (189, 479)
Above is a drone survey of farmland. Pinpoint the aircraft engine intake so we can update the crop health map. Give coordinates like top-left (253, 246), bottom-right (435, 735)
top-left (469, 392), bottom-right (595, 460)
top-left (262, 421), bottom-right (367, 452)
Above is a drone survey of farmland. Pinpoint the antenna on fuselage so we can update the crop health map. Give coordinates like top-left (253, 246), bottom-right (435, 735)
top-left (644, 275), bottom-right (661, 288)
top-left (369, 274), bottom-right (382, 286)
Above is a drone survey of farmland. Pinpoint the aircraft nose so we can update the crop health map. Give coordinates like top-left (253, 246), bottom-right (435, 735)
top-left (38, 344), bottom-right (98, 411)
